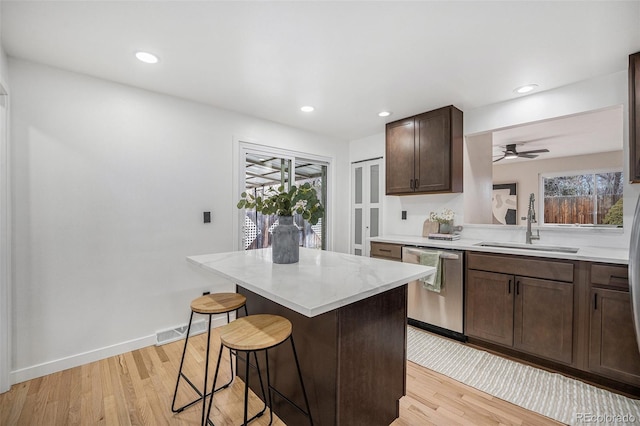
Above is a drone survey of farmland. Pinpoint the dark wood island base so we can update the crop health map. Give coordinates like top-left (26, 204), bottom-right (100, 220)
top-left (236, 284), bottom-right (408, 426)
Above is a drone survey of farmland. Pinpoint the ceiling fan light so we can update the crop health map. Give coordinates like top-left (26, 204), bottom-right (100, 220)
top-left (504, 152), bottom-right (518, 159)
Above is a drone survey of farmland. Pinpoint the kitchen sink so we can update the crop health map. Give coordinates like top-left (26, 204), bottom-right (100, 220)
top-left (474, 241), bottom-right (579, 253)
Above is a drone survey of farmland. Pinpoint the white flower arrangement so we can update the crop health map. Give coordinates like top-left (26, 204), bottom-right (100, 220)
top-left (429, 208), bottom-right (455, 224)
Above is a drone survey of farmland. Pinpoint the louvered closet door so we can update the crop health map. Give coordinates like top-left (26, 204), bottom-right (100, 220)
top-left (351, 159), bottom-right (383, 257)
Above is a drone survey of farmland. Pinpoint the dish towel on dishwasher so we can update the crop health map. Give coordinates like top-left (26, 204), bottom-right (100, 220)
top-left (419, 250), bottom-right (444, 293)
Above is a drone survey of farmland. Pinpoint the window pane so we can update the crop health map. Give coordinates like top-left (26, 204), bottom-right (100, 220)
top-left (355, 208), bottom-right (362, 244)
top-left (597, 172), bottom-right (623, 226)
top-left (355, 248), bottom-right (362, 256)
top-left (370, 208), bottom-right (379, 238)
top-left (543, 171), bottom-right (622, 226)
top-left (243, 152), bottom-right (329, 251)
top-left (370, 164), bottom-right (379, 204)
top-left (355, 167), bottom-right (363, 204)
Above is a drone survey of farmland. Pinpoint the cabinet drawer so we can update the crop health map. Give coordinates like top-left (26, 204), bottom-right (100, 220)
top-left (467, 252), bottom-right (574, 282)
top-left (371, 242), bottom-right (402, 260)
top-left (591, 264), bottom-right (629, 290)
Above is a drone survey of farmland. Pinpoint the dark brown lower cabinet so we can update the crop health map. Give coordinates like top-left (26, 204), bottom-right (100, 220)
top-left (514, 277), bottom-right (574, 365)
top-left (466, 270), bottom-right (513, 346)
top-left (589, 288), bottom-right (640, 386)
top-left (466, 254), bottom-right (640, 395)
top-left (466, 268), bottom-right (574, 364)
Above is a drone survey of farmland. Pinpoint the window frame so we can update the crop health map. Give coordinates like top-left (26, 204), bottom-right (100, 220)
top-left (235, 140), bottom-right (332, 251)
top-left (538, 167), bottom-right (623, 226)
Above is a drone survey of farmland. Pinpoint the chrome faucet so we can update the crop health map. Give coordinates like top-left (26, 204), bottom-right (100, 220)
top-left (523, 193), bottom-right (540, 244)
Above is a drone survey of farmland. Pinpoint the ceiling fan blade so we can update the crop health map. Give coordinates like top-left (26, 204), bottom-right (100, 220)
top-left (519, 148), bottom-right (549, 155)
top-left (519, 154), bottom-right (539, 159)
top-left (493, 157), bottom-right (505, 163)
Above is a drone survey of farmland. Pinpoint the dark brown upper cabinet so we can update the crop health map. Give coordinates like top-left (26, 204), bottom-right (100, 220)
top-left (385, 105), bottom-right (463, 195)
top-left (630, 51), bottom-right (640, 182)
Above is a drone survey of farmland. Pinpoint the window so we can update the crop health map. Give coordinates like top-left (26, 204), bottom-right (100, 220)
top-left (541, 170), bottom-right (623, 226)
top-left (239, 144), bottom-right (329, 251)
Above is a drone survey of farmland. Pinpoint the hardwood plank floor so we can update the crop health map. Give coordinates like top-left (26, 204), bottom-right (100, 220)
top-left (1, 330), bottom-right (561, 425)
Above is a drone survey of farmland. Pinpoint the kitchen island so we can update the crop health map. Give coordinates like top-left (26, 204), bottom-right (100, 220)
top-left (187, 248), bottom-right (434, 426)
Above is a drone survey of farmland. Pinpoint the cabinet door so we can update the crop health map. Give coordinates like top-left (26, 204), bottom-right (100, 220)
top-left (385, 118), bottom-right (415, 195)
top-left (415, 108), bottom-right (450, 192)
top-left (513, 277), bottom-right (574, 364)
top-left (589, 288), bottom-right (640, 386)
top-left (465, 270), bottom-right (513, 346)
top-left (630, 51), bottom-right (640, 182)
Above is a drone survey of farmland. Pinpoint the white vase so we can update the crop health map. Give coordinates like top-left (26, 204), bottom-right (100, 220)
top-left (272, 215), bottom-right (299, 264)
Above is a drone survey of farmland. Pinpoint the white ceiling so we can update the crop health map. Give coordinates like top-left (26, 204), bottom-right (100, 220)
top-left (2, 1), bottom-right (640, 141)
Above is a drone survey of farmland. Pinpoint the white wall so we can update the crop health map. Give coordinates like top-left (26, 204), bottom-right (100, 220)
top-left (493, 150), bottom-right (623, 225)
top-left (8, 58), bottom-right (349, 383)
top-left (349, 69), bottom-right (637, 249)
top-left (464, 132), bottom-right (493, 224)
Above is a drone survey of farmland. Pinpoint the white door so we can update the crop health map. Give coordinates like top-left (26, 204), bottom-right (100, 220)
top-left (351, 158), bottom-right (383, 256)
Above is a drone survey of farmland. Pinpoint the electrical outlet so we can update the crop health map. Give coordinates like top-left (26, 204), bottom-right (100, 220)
top-left (202, 291), bottom-right (210, 296)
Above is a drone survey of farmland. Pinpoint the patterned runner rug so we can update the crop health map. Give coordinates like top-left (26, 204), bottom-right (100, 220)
top-left (407, 326), bottom-right (640, 425)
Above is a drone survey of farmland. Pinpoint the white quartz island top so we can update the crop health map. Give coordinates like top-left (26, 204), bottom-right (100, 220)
top-left (187, 248), bottom-right (435, 317)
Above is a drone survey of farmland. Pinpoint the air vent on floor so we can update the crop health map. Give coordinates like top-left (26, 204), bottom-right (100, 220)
top-left (155, 318), bottom-right (208, 346)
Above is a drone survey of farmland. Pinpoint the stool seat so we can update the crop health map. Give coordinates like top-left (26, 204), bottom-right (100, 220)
top-left (190, 292), bottom-right (246, 314)
top-left (219, 314), bottom-right (292, 351)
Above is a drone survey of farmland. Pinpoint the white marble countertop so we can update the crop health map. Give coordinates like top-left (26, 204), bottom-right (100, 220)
top-left (187, 248), bottom-right (435, 317)
top-left (370, 235), bottom-right (629, 265)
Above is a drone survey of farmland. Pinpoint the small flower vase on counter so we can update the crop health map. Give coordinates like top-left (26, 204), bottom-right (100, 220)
top-left (439, 222), bottom-right (452, 234)
top-left (272, 215), bottom-right (300, 264)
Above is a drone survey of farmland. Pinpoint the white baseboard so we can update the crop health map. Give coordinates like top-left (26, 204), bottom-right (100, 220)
top-left (8, 313), bottom-right (234, 386)
top-left (10, 334), bottom-right (156, 385)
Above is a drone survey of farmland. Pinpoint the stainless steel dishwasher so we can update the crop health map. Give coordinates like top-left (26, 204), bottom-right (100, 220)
top-left (402, 246), bottom-right (465, 341)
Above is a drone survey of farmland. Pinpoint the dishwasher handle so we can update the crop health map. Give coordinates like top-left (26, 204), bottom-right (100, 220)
top-left (403, 248), bottom-right (460, 260)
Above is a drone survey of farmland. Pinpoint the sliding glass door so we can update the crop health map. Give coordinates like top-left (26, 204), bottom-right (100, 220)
top-left (240, 145), bottom-right (328, 251)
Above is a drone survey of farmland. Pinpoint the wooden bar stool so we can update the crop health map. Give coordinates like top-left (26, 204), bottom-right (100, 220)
top-left (171, 292), bottom-right (248, 425)
top-left (205, 314), bottom-right (313, 426)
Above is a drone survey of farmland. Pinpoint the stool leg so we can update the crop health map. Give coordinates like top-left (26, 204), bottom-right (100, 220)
top-left (205, 343), bottom-right (225, 426)
top-left (251, 351), bottom-right (268, 420)
top-left (290, 336), bottom-right (313, 426)
top-left (201, 313), bottom-right (213, 426)
top-left (171, 311), bottom-right (195, 413)
top-left (265, 350), bottom-right (274, 426)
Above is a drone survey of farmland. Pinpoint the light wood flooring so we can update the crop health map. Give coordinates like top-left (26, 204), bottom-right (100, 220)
top-left (0, 330), bottom-right (562, 425)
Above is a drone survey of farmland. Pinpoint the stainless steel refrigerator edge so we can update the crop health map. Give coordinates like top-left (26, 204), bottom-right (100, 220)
top-left (630, 197), bottom-right (640, 353)
top-left (402, 247), bottom-right (465, 341)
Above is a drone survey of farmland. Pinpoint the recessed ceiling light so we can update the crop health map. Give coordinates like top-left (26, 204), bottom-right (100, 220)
top-left (135, 51), bottom-right (159, 64)
top-left (300, 106), bottom-right (315, 112)
top-left (514, 84), bottom-right (538, 94)
top-left (378, 111), bottom-right (392, 117)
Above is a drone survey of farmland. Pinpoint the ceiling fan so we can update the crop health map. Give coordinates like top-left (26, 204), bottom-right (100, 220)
top-left (493, 143), bottom-right (550, 162)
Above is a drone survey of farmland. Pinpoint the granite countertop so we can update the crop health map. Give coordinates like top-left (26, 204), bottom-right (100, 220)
top-left (187, 248), bottom-right (434, 317)
top-left (370, 235), bottom-right (629, 265)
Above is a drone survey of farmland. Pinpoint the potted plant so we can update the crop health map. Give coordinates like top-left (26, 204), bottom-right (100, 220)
top-left (429, 208), bottom-right (455, 234)
top-left (237, 183), bottom-right (324, 263)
